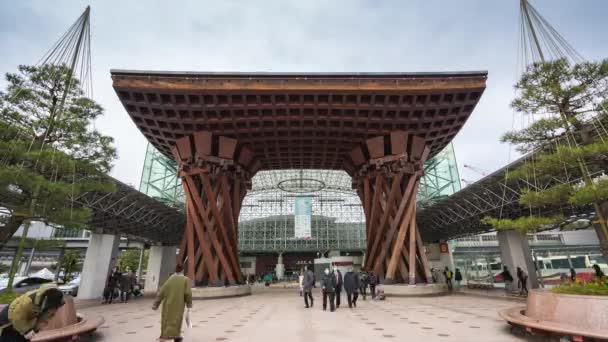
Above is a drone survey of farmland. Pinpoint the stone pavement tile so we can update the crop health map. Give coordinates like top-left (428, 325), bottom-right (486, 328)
top-left (77, 290), bottom-right (536, 341)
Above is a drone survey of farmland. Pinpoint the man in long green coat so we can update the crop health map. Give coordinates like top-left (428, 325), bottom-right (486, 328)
top-left (152, 264), bottom-right (193, 341)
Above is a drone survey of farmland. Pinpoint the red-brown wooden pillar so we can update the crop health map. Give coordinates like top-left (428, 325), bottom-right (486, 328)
top-left (349, 132), bottom-right (433, 285)
top-left (171, 131), bottom-right (258, 286)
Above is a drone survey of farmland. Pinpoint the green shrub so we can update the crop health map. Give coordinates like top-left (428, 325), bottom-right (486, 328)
top-left (0, 291), bottom-right (19, 304)
top-left (552, 281), bottom-right (608, 296)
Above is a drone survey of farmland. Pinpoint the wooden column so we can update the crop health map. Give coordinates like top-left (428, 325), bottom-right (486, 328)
top-left (171, 131), bottom-right (258, 286)
top-left (350, 131), bottom-right (433, 284)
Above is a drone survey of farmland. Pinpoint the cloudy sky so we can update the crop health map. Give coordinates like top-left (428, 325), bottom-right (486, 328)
top-left (1, 0), bottom-right (607, 188)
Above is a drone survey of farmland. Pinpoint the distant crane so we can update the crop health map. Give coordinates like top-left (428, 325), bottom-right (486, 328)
top-left (463, 164), bottom-right (489, 177)
top-left (460, 178), bottom-right (475, 187)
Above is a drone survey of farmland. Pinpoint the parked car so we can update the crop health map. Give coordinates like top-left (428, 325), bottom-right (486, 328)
top-left (0, 277), bottom-right (53, 294)
top-left (58, 277), bottom-right (80, 297)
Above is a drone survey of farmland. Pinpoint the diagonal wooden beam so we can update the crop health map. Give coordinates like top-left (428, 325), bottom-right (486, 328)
top-left (408, 201), bottom-right (418, 285)
top-left (185, 175), bottom-right (236, 284)
top-left (200, 172), bottom-right (242, 282)
top-left (220, 174), bottom-right (239, 254)
top-left (415, 225), bottom-right (433, 283)
top-left (366, 172), bottom-right (404, 269)
top-left (185, 207), bottom-right (196, 280)
top-left (365, 174), bottom-right (384, 261)
top-left (182, 177), bottom-right (220, 283)
top-left (385, 185), bottom-right (417, 280)
top-left (371, 175), bottom-right (416, 272)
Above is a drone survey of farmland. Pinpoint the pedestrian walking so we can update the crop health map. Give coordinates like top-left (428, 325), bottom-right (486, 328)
top-left (303, 267), bottom-right (315, 308)
top-left (102, 266), bottom-right (121, 304)
top-left (443, 267), bottom-right (453, 290)
top-left (570, 268), bottom-right (577, 282)
top-left (593, 264), bottom-right (605, 281)
top-left (334, 268), bottom-right (343, 309)
top-left (120, 268), bottom-right (136, 303)
top-left (152, 264), bottom-right (193, 342)
top-left (368, 272), bottom-right (379, 299)
top-left (516, 267), bottom-right (528, 296)
top-left (321, 268), bottom-right (336, 312)
top-left (0, 287), bottom-right (65, 342)
top-left (343, 268), bottom-right (360, 308)
top-left (501, 266), bottom-right (514, 293)
top-left (359, 272), bottom-right (369, 300)
top-left (454, 268), bottom-right (463, 289)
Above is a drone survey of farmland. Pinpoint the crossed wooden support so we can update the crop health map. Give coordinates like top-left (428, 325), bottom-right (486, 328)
top-left (171, 131), bottom-right (260, 286)
top-left (346, 131), bottom-right (433, 284)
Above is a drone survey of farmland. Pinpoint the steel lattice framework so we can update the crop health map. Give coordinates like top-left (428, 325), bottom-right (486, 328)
top-left (72, 176), bottom-right (185, 244)
top-left (417, 152), bottom-right (598, 243)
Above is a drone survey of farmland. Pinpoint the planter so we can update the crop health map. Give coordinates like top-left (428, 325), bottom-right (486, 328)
top-left (191, 285), bottom-right (251, 300)
top-left (32, 296), bottom-right (104, 342)
top-left (500, 289), bottom-right (608, 340)
top-left (383, 283), bottom-right (447, 297)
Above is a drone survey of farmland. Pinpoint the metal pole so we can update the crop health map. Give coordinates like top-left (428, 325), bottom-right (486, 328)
top-left (485, 257), bottom-right (494, 286)
top-left (24, 244), bottom-right (36, 276)
top-left (137, 246), bottom-right (145, 282)
top-left (55, 247), bottom-right (65, 282)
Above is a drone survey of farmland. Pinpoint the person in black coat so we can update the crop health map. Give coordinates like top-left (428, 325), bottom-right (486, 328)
top-left (321, 268), bottom-right (337, 312)
top-left (570, 268), bottom-right (577, 282)
top-left (501, 266), bottom-right (514, 293)
top-left (368, 272), bottom-right (379, 299)
top-left (103, 266), bottom-right (121, 304)
top-left (303, 267), bottom-right (315, 308)
top-left (334, 269), bottom-right (343, 309)
top-left (343, 268), bottom-right (360, 308)
top-left (454, 268), bottom-right (463, 289)
top-left (359, 272), bottom-right (369, 300)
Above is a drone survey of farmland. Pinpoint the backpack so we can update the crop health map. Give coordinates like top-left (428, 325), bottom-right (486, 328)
top-left (446, 271), bottom-right (453, 279)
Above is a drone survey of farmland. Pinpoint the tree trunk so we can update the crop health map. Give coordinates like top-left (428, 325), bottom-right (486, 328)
top-left (574, 123), bottom-right (608, 259)
top-left (6, 220), bottom-right (31, 289)
top-left (0, 215), bottom-right (25, 249)
top-left (594, 202), bottom-right (608, 259)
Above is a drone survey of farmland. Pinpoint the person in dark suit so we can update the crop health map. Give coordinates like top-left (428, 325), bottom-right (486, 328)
top-left (302, 267), bottom-right (315, 308)
top-left (321, 268), bottom-right (337, 312)
top-left (343, 268), bottom-right (360, 308)
top-left (334, 268), bottom-right (343, 309)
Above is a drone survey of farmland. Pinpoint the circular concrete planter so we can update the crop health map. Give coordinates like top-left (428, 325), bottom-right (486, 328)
top-left (191, 285), bottom-right (251, 300)
top-left (383, 283), bottom-right (447, 297)
top-left (32, 296), bottom-right (104, 342)
top-left (500, 289), bottom-right (608, 340)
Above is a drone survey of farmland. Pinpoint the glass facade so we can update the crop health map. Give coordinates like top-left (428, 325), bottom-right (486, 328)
top-left (139, 142), bottom-right (461, 252)
top-left (418, 143), bottom-right (461, 208)
top-left (139, 144), bottom-right (184, 209)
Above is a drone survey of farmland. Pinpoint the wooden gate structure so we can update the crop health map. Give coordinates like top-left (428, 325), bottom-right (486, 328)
top-left (112, 71), bottom-right (487, 286)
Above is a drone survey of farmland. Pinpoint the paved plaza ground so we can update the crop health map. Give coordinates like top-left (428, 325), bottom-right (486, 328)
top-left (76, 288), bottom-right (543, 341)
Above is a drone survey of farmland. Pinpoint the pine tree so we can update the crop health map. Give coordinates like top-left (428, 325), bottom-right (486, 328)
top-left (483, 58), bottom-right (608, 257)
top-left (0, 64), bottom-right (116, 290)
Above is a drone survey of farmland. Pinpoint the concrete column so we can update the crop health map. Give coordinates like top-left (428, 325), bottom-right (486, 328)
top-left (275, 252), bottom-right (285, 281)
top-left (497, 230), bottom-right (539, 290)
top-left (79, 233), bottom-right (120, 300)
top-left (145, 245), bottom-right (177, 294)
